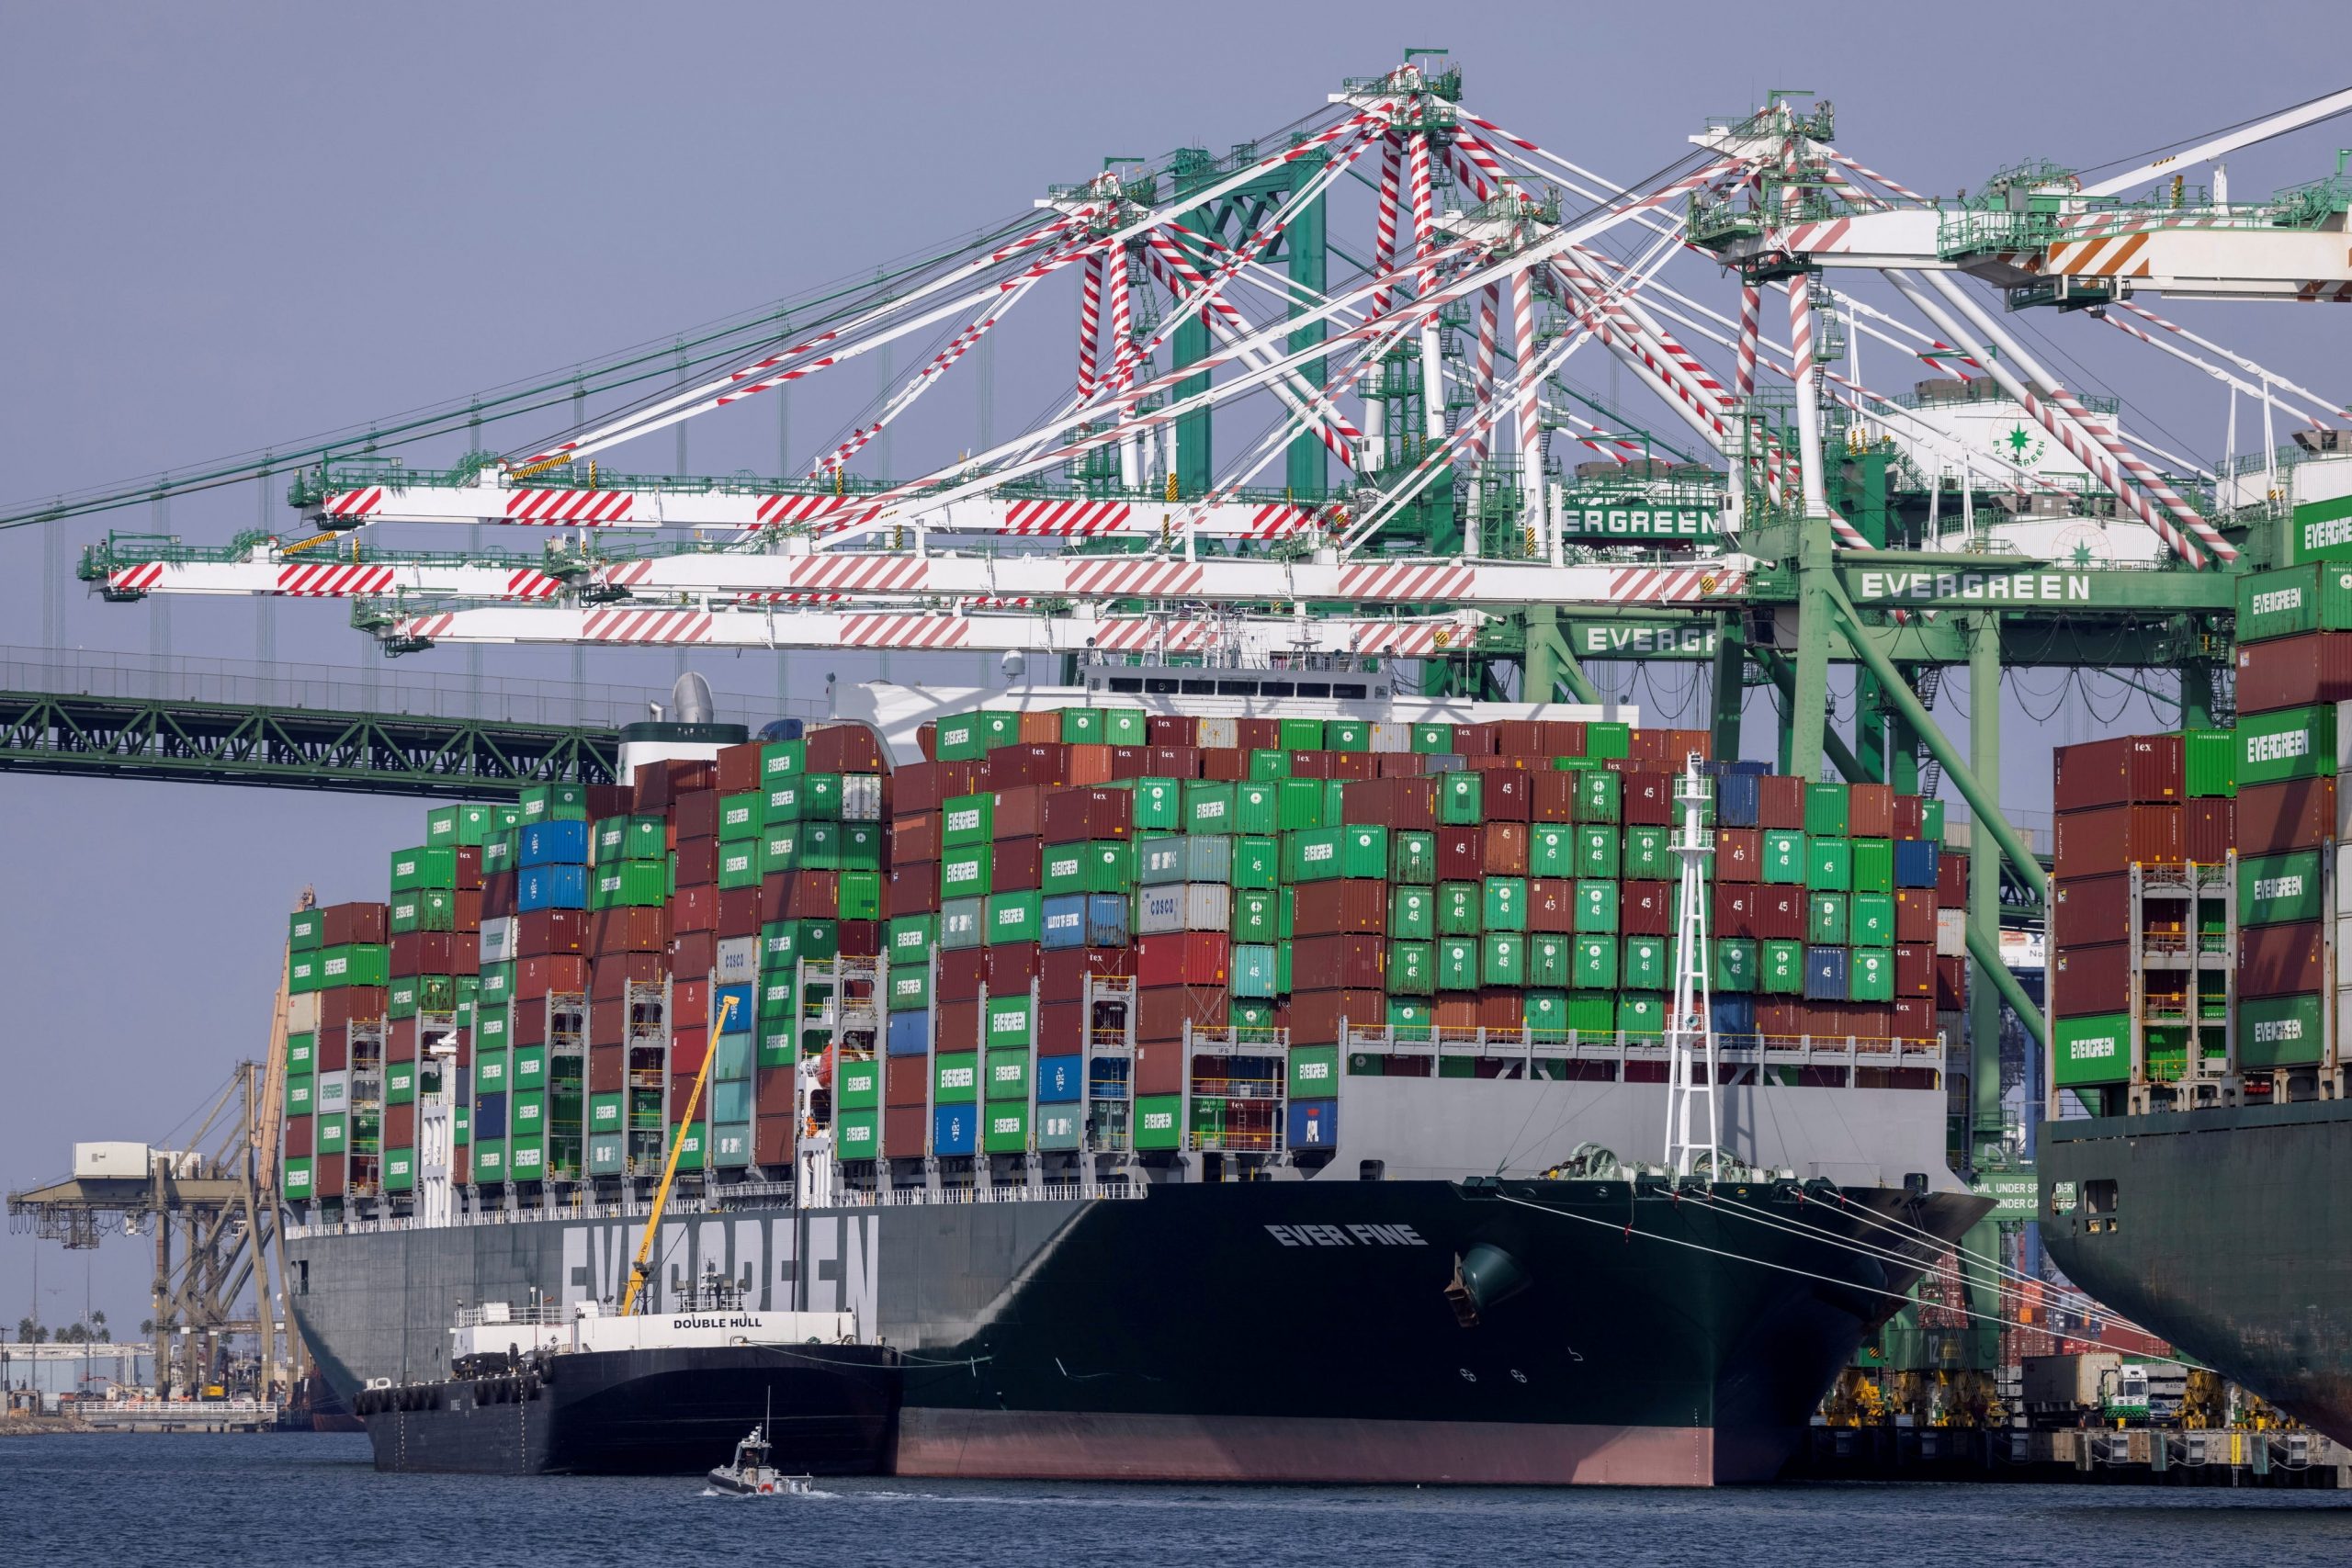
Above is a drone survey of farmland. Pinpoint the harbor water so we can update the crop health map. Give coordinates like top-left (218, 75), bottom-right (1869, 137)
top-left (6, 1433), bottom-right (2348, 1566)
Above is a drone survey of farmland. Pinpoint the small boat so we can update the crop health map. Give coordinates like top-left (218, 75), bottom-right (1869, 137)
top-left (708, 1404), bottom-right (814, 1496)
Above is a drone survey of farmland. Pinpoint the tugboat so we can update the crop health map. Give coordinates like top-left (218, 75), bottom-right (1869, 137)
top-left (352, 1010), bottom-right (901, 1475)
top-left (707, 1402), bottom-right (817, 1496)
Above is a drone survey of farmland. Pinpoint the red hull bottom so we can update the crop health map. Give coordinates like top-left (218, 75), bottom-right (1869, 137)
top-left (894, 1409), bottom-right (1731, 1487)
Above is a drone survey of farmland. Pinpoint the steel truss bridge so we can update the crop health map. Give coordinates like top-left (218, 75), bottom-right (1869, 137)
top-left (14, 55), bottom-right (2352, 1199)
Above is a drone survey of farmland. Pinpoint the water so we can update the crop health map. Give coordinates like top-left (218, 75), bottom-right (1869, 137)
top-left (8, 1433), bottom-right (2350, 1567)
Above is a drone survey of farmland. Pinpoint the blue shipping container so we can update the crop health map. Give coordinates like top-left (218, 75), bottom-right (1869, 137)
top-left (474, 1092), bottom-right (508, 1139)
top-left (756, 717), bottom-right (806, 741)
top-left (1286, 1098), bottom-right (1339, 1150)
top-left (1804, 946), bottom-right (1849, 1001)
top-left (1716, 773), bottom-right (1762, 829)
top-left (1040, 893), bottom-right (1089, 951)
top-left (886, 1010), bottom-right (932, 1056)
top-left (520, 818), bottom-right (591, 867)
top-left (1085, 892), bottom-right (1130, 948)
top-left (712, 985), bottom-right (755, 1033)
top-left (1036, 1055), bottom-right (1083, 1103)
top-left (1709, 994), bottom-right (1757, 1034)
top-left (1894, 838), bottom-right (1939, 888)
top-left (1089, 1055), bottom-right (1132, 1100)
top-left (933, 1103), bottom-right (978, 1156)
top-left (518, 864), bottom-right (588, 912)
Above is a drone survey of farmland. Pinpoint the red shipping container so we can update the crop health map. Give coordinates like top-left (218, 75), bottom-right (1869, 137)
top-left (1892, 796), bottom-right (1925, 839)
top-left (674, 840), bottom-right (719, 888)
top-left (937, 948), bottom-right (988, 1002)
top-left (392, 931), bottom-right (476, 977)
top-left (1476, 987), bottom-right (1524, 1031)
top-left (1483, 771), bottom-right (1532, 821)
top-left (592, 907), bottom-right (667, 954)
top-left (1233, 717), bottom-right (1280, 750)
top-left (1894, 998), bottom-right (1936, 1043)
top-left (1492, 720), bottom-right (1544, 757)
top-left (1531, 773), bottom-right (1577, 823)
top-left (512, 1005), bottom-right (547, 1048)
top-left (718, 887), bottom-right (760, 939)
top-left (592, 951), bottom-right (665, 1000)
top-left (2185, 799), bottom-right (2233, 865)
top-left (2050, 875), bottom-right (2132, 950)
top-left (1453, 723), bottom-right (1499, 757)
top-left (2053, 733), bottom-right (2185, 813)
top-left (514, 908), bottom-right (588, 958)
top-left (2051, 943), bottom-right (2132, 1018)
top-left (1285, 988), bottom-right (1385, 1044)
top-left (316, 1023), bottom-right (348, 1072)
top-left (1136, 985), bottom-right (1227, 1043)
top-left (1136, 1042), bottom-right (1185, 1097)
top-left (482, 874), bottom-right (517, 921)
top-left (1751, 886), bottom-right (1805, 942)
top-left (1436, 827), bottom-right (1481, 881)
top-left (318, 987), bottom-right (386, 1028)
top-left (1895, 889), bottom-right (1937, 945)
top-left (1147, 715), bottom-right (1198, 747)
top-left (1137, 932), bottom-right (1230, 988)
top-left (1286, 749), bottom-right (1332, 781)
top-left (1149, 745), bottom-right (1204, 780)
top-left (454, 889), bottom-right (482, 933)
top-left (894, 762), bottom-right (948, 817)
top-left (589, 1045), bottom-right (624, 1093)
top-left (2052, 805), bottom-right (2183, 879)
top-left (1623, 773), bottom-right (1674, 827)
top-left (456, 846), bottom-right (483, 892)
top-left (891, 811), bottom-right (942, 864)
top-left (321, 902), bottom-right (388, 946)
top-left (588, 784), bottom-right (634, 821)
top-left (673, 978), bottom-right (711, 1030)
top-left (671, 1024), bottom-right (709, 1076)
top-left (1847, 783), bottom-right (1895, 839)
top-left (756, 874), bottom-right (836, 922)
top-left (386, 1017), bottom-right (417, 1059)
top-left (2237, 633), bottom-right (2352, 714)
top-left (673, 885), bottom-right (719, 934)
top-left (805, 724), bottom-right (886, 775)
top-left (1291, 934), bottom-right (1387, 990)
top-left (633, 761), bottom-right (671, 809)
top-left (993, 837), bottom-right (1043, 893)
top-left (988, 743), bottom-right (1071, 790)
top-left (888, 863), bottom-right (942, 918)
top-left (1107, 745), bottom-right (1150, 781)
top-left (1757, 1001), bottom-right (1804, 1037)
top-left (2241, 921), bottom-right (2326, 998)
top-left (756, 1069), bottom-right (797, 1117)
top-left (1201, 748), bottom-right (1249, 783)
top-left (673, 790), bottom-right (721, 840)
top-left (936, 999), bottom-right (979, 1054)
top-left (716, 740), bottom-right (763, 794)
top-left (1619, 881), bottom-right (1673, 936)
top-left (1067, 744), bottom-right (1113, 786)
top-left (1758, 775), bottom-right (1808, 830)
top-left (1623, 728), bottom-right (1669, 769)
top-left (518, 955), bottom-right (590, 998)
top-left (755, 1117), bottom-right (796, 1169)
top-left (1043, 786), bottom-right (1133, 843)
top-left (1713, 828), bottom-right (1760, 883)
top-left (887, 1056), bottom-right (929, 1109)
top-left (1346, 777), bottom-right (1436, 830)
top-left (1527, 878), bottom-right (1576, 932)
top-left (1040, 945), bottom-right (1134, 1003)
top-left (1936, 955), bottom-right (1967, 1010)
top-left (313, 1155), bottom-right (345, 1199)
top-left (989, 785), bottom-right (1048, 840)
top-left (2237, 777), bottom-right (2335, 854)
top-left (1937, 851), bottom-right (1971, 908)
top-left (1290, 881), bottom-right (1386, 936)
top-left (1713, 885), bottom-right (1758, 939)
top-left (1894, 943), bottom-right (1935, 998)
top-left (1481, 822), bottom-right (1530, 876)
top-left (1432, 998), bottom-right (1479, 1031)
top-left (986, 941), bottom-right (1042, 994)
top-left (1039, 999), bottom-right (1084, 1052)
top-left (883, 1104), bottom-right (926, 1156)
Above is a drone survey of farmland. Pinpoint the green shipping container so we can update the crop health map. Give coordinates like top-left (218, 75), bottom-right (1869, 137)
top-left (1573, 771), bottom-right (1622, 823)
top-left (1850, 892), bottom-right (1896, 947)
top-left (589, 1092), bottom-right (624, 1134)
top-left (1759, 939), bottom-right (1804, 995)
top-left (1621, 934), bottom-right (1668, 990)
top-left (1232, 835), bottom-right (1280, 890)
top-left (1616, 992), bottom-right (1668, 1038)
top-left (1441, 773), bottom-right (1483, 825)
top-left (1850, 839), bottom-right (1894, 895)
top-left (1234, 783), bottom-right (1281, 836)
top-left (1232, 943), bottom-right (1280, 998)
top-left (1412, 723), bottom-right (1454, 754)
top-left (389, 846), bottom-right (457, 892)
top-left (288, 909), bottom-right (324, 952)
top-left (1528, 825), bottom-right (1576, 877)
top-left (933, 1053), bottom-right (978, 1104)
top-left (317, 1113), bottom-right (348, 1155)
top-left (887, 914), bottom-right (935, 964)
top-left (1248, 748), bottom-right (1292, 783)
top-left (1524, 990), bottom-right (1571, 1038)
top-left (760, 738), bottom-right (806, 782)
top-left (837, 1059), bottom-right (881, 1111)
top-left (1761, 829), bottom-right (1806, 884)
top-left (1805, 782), bottom-right (1849, 837)
top-left (594, 862), bottom-right (667, 908)
top-left (1572, 934), bottom-right (1616, 989)
top-left (512, 1047), bottom-right (548, 1092)
top-left (1389, 940), bottom-right (1434, 994)
top-left (2238, 854), bottom-right (2326, 936)
top-left (2053, 1011), bottom-right (2132, 1088)
top-left (1482, 876), bottom-right (1527, 931)
top-left (518, 782), bottom-right (588, 822)
top-left (1564, 992), bottom-right (1615, 1032)
top-left (1808, 892), bottom-right (1849, 945)
top-left (1482, 932), bottom-right (1525, 987)
top-left (319, 943), bottom-right (390, 988)
top-left (1586, 722), bottom-right (1631, 760)
top-left (1233, 889), bottom-right (1279, 942)
top-left (2183, 728), bottom-right (2236, 798)
top-left (2236, 561), bottom-right (2352, 643)
top-left (2239, 705), bottom-right (2335, 787)
top-left (1287, 1045), bottom-right (1340, 1097)
top-left (1128, 777), bottom-right (1182, 830)
top-left (1849, 946), bottom-right (1895, 1002)
top-left (888, 963), bottom-right (932, 1012)
top-left (1278, 717), bottom-right (1325, 752)
top-left (1389, 829), bottom-right (1438, 885)
top-left (718, 793), bottom-right (763, 840)
top-left (1714, 937), bottom-right (1757, 992)
top-left (836, 1111), bottom-right (878, 1162)
top-left (988, 890), bottom-right (1042, 945)
top-left (985, 1048), bottom-right (1030, 1101)
top-left (985, 994), bottom-right (1034, 1049)
top-left (1389, 885), bottom-right (1434, 941)
top-left (717, 843), bottom-right (761, 890)
top-left (1135, 1095), bottom-right (1182, 1151)
top-left (1438, 882), bottom-right (1482, 936)
top-left (941, 845), bottom-right (994, 899)
top-left (2239, 992), bottom-right (2325, 1069)
top-left (1573, 880), bottom-right (1618, 933)
top-left (285, 1076), bottom-right (313, 1117)
top-left (1275, 778), bottom-right (1323, 830)
top-left (282, 1157), bottom-right (313, 1201)
top-left (1437, 936), bottom-right (1479, 990)
top-left (1621, 827), bottom-right (1668, 881)
top-left (1527, 933), bottom-right (1572, 988)
top-left (1807, 838), bottom-right (1853, 892)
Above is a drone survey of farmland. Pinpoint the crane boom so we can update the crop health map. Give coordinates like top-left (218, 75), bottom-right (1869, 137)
top-left (2078, 85), bottom-right (2352, 197)
top-left (618, 992), bottom-right (741, 1317)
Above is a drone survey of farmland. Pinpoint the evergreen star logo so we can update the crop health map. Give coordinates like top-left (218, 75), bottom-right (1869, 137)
top-left (1998, 423), bottom-right (2045, 466)
top-left (2068, 542), bottom-right (2095, 567)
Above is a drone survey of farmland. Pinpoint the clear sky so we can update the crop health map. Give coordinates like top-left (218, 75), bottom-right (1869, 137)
top-left (3, 0), bottom-right (2343, 1332)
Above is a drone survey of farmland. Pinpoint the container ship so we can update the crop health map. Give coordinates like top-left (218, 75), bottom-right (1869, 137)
top-left (2039, 547), bottom-right (2352, 1446)
top-left (277, 673), bottom-right (1987, 1485)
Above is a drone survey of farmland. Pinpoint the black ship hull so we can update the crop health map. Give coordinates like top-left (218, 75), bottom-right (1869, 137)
top-left (2041, 1100), bottom-right (2352, 1446)
top-left (351, 1344), bottom-right (899, 1475)
top-left (297, 1178), bottom-right (1985, 1485)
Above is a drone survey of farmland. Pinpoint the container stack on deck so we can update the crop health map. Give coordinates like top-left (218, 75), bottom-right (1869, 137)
top-left (279, 708), bottom-right (1973, 1204)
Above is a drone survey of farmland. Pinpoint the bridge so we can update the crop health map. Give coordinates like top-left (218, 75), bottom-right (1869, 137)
top-left (0, 646), bottom-right (814, 797)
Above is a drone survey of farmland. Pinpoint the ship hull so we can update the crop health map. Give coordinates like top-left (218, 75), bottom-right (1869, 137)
top-left (351, 1344), bottom-right (899, 1475)
top-left (291, 1179), bottom-right (1984, 1485)
top-left (2041, 1100), bottom-right (2352, 1446)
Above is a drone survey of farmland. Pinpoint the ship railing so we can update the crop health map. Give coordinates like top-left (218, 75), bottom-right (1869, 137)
top-left (1340, 1024), bottom-right (1945, 1075)
top-left (285, 1179), bottom-right (1145, 1236)
top-left (828, 1180), bottom-right (1144, 1207)
top-left (454, 1303), bottom-right (570, 1328)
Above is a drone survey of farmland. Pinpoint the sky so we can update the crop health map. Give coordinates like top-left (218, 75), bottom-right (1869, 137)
top-left (2, 0), bottom-right (2345, 1334)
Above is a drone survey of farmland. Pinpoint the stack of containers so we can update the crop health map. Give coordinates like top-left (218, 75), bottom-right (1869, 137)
top-left (2233, 562), bottom-right (2352, 1082)
top-left (385, 802), bottom-right (495, 1193)
top-left (285, 900), bottom-right (389, 1201)
top-left (511, 786), bottom-right (591, 1183)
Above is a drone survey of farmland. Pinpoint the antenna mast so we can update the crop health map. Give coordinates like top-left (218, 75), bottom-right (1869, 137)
top-left (1663, 751), bottom-right (1719, 1178)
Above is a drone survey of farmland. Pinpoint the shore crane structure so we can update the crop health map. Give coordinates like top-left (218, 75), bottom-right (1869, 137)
top-left (35, 60), bottom-right (2352, 1197)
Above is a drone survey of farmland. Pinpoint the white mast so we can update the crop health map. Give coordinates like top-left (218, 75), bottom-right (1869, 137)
top-left (1662, 750), bottom-right (1720, 1178)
